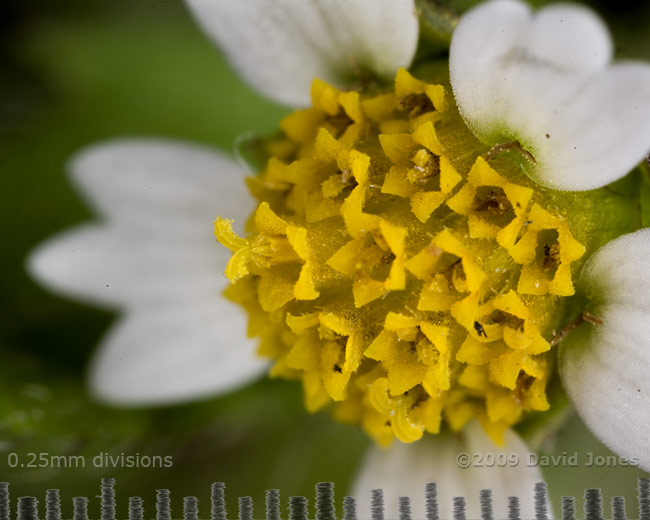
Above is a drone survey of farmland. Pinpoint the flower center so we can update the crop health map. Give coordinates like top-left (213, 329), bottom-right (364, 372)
top-left (215, 69), bottom-right (586, 446)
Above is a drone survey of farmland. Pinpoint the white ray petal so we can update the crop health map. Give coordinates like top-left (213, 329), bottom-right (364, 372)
top-left (352, 421), bottom-right (546, 519)
top-left (534, 64), bottom-right (650, 190)
top-left (560, 229), bottom-right (650, 472)
top-left (450, 0), bottom-right (650, 191)
top-left (89, 298), bottom-right (268, 405)
top-left (29, 138), bottom-right (251, 308)
top-left (28, 140), bottom-right (252, 306)
top-left (184, 0), bottom-right (419, 106)
top-left (28, 224), bottom-right (229, 309)
top-left (70, 139), bottom-right (253, 235)
top-left (28, 139), bottom-right (264, 405)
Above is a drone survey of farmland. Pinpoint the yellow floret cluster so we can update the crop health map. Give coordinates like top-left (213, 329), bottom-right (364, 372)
top-left (215, 69), bottom-right (586, 446)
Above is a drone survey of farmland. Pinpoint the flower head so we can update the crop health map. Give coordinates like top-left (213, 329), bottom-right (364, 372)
top-left (215, 68), bottom-right (590, 447)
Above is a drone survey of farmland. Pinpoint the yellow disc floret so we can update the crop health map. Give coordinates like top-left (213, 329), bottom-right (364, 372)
top-left (215, 69), bottom-right (586, 446)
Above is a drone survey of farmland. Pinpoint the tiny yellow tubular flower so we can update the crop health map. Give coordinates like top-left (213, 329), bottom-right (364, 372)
top-left (282, 80), bottom-right (369, 157)
top-left (509, 204), bottom-right (586, 296)
top-left (216, 202), bottom-right (322, 310)
top-left (395, 67), bottom-right (450, 115)
top-left (216, 69), bottom-right (587, 447)
top-left (446, 157), bottom-right (533, 245)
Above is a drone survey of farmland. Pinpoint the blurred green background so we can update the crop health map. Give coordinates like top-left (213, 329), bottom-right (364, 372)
top-left (1, 0), bottom-right (649, 517)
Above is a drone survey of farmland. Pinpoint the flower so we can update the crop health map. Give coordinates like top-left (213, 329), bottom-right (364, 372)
top-left (29, 0), bottom-right (650, 515)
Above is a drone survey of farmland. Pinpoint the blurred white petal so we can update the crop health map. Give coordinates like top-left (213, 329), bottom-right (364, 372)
top-left (89, 299), bottom-right (267, 405)
top-left (184, 0), bottom-right (419, 106)
top-left (352, 421), bottom-right (546, 519)
top-left (28, 139), bottom-right (264, 405)
top-left (70, 138), bottom-right (253, 235)
top-left (560, 229), bottom-right (650, 471)
top-left (450, 0), bottom-right (650, 190)
top-left (28, 224), bottom-right (229, 309)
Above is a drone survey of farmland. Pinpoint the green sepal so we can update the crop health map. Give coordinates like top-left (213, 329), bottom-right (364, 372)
top-left (414, 0), bottom-right (458, 57)
top-left (516, 389), bottom-right (572, 453)
top-left (639, 159), bottom-right (650, 227)
top-left (233, 131), bottom-right (273, 175)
